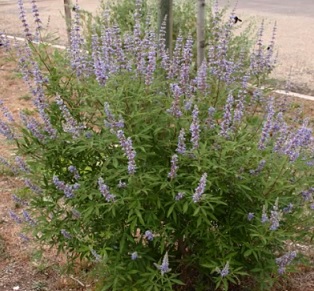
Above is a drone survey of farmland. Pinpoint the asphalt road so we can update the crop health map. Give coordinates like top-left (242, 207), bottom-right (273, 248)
top-left (221, 0), bottom-right (314, 17)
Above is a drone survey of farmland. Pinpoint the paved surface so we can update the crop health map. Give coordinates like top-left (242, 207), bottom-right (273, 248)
top-left (221, 0), bottom-right (314, 17)
top-left (0, 0), bottom-right (313, 93)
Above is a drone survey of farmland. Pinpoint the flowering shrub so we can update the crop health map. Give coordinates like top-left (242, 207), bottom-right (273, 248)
top-left (2, 0), bottom-right (314, 290)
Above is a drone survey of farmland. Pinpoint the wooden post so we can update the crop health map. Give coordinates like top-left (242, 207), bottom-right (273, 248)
top-left (197, 0), bottom-right (206, 68)
top-left (64, 0), bottom-right (72, 45)
top-left (158, 0), bottom-right (173, 56)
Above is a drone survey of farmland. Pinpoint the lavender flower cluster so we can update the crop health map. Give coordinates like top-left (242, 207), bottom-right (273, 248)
top-left (55, 95), bottom-right (85, 138)
top-left (98, 177), bottom-right (115, 202)
top-left (192, 173), bottom-right (208, 203)
top-left (154, 252), bottom-right (171, 276)
top-left (275, 251), bottom-right (297, 274)
top-left (53, 175), bottom-right (80, 199)
top-left (116, 130), bottom-right (136, 175)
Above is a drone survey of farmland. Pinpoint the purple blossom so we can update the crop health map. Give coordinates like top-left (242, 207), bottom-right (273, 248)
top-left (98, 177), bottom-right (115, 202)
top-left (69, 4), bottom-right (89, 77)
top-left (167, 83), bottom-right (183, 118)
top-left (116, 130), bottom-right (136, 175)
top-left (233, 86), bottom-right (247, 125)
top-left (195, 61), bottom-right (208, 95)
top-left (180, 36), bottom-right (193, 91)
top-left (281, 120), bottom-right (312, 162)
top-left (259, 98), bottom-right (275, 150)
top-left (301, 187), bottom-right (314, 201)
top-left (30, 65), bottom-right (57, 138)
top-left (145, 31), bottom-right (157, 86)
top-left (190, 105), bottom-right (200, 150)
top-left (283, 203), bottom-right (293, 213)
top-left (0, 118), bottom-right (15, 139)
top-left (53, 175), bottom-right (79, 199)
top-left (131, 252), bottom-right (138, 260)
top-left (269, 204), bottom-right (281, 231)
top-left (12, 194), bottom-right (28, 206)
top-left (31, 0), bottom-right (42, 37)
top-left (175, 192), bottom-right (185, 201)
top-left (192, 173), bottom-right (208, 203)
top-left (220, 93), bottom-right (234, 138)
top-left (18, 233), bottom-right (30, 243)
top-left (205, 107), bottom-right (216, 128)
top-left (158, 17), bottom-right (169, 71)
top-left (0, 100), bottom-right (14, 122)
top-left (273, 113), bottom-right (289, 152)
top-left (144, 230), bottom-right (154, 241)
top-left (20, 112), bottom-right (45, 142)
top-left (61, 229), bottom-right (72, 239)
top-left (218, 261), bottom-right (230, 277)
top-left (15, 156), bottom-right (30, 173)
top-left (18, 0), bottom-right (32, 38)
top-left (261, 206), bottom-right (268, 223)
top-left (250, 159), bottom-right (266, 176)
top-left (261, 213), bottom-right (268, 223)
top-left (0, 156), bottom-right (18, 175)
top-left (104, 102), bottom-right (124, 129)
top-left (0, 33), bottom-right (10, 50)
top-left (22, 210), bottom-right (36, 226)
top-left (168, 34), bottom-right (183, 79)
top-left (68, 165), bottom-right (80, 180)
top-left (176, 128), bottom-right (186, 154)
top-left (154, 252), bottom-right (171, 276)
top-left (24, 179), bottom-right (43, 195)
top-left (250, 20), bottom-right (275, 76)
top-left (168, 154), bottom-right (179, 179)
top-left (247, 212), bottom-right (255, 221)
top-left (275, 251), bottom-right (297, 275)
top-left (92, 34), bottom-right (108, 85)
top-left (9, 210), bottom-right (23, 224)
top-left (56, 95), bottom-right (85, 138)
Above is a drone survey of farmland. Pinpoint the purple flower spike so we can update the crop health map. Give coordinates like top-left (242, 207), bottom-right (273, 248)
top-left (53, 175), bottom-right (79, 199)
top-left (168, 154), bottom-right (179, 179)
top-left (218, 261), bottom-right (230, 277)
top-left (98, 177), bottom-right (115, 202)
top-left (247, 212), bottom-right (255, 221)
top-left (131, 252), bottom-right (138, 260)
top-left (56, 95), bottom-right (85, 138)
top-left (176, 129), bottom-right (186, 154)
top-left (220, 93), bottom-right (234, 138)
top-left (9, 210), bottom-right (23, 224)
top-left (154, 252), bottom-right (171, 276)
top-left (275, 251), bottom-right (297, 275)
top-left (116, 130), bottom-right (136, 175)
top-left (190, 105), bottom-right (200, 150)
top-left (192, 173), bottom-right (208, 203)
top-left (144, 230), bottom-right (154, 241)
top-left (22, 210), bottom-right (36, 226)
top-left (259, 98), bottom-right (275, 150)
top-left (175, 192), bottom-right (185, 201)
top-left (167, 83), bottom-right (183, 118)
